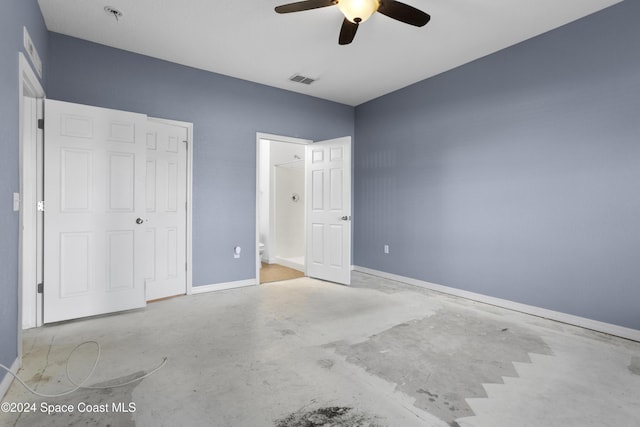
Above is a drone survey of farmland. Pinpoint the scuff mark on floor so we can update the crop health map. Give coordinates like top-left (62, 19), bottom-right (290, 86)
top-left (317, 359), bottom-right (334, 369)
top-left (629, 356), bottom-right (640, 375)
top-left (275, 406), bottom-right (385, 427)
top-left (417, 389), bottom-right (438, 401)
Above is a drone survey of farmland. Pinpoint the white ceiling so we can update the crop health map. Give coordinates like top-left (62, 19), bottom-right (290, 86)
top-left (37, 0), bottom-right (621, 106)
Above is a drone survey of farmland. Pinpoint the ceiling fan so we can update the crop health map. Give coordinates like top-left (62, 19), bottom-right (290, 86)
top-left (274, 0), bottom-right (431, 45)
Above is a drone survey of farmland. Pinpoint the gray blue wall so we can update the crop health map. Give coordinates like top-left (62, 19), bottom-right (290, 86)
top-left (354, 0), bottom-right (640, 330)
top-left (0, 0), bottom-right (47, 381)
top-left (46, 33), bottom-right (354, 287)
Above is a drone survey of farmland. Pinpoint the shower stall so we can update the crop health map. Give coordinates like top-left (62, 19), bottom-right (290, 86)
top-left (273, 162), bottom-right (305, 270)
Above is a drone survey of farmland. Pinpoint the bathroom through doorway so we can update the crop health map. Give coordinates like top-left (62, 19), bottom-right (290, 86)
top-left (256, 134), bottom-right (311, 283)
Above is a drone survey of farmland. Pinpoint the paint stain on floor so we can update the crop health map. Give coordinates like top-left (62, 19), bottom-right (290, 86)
top-left (6, 371), bottom-right (145, 427)
top-left (275, 406), bottom-right (385, 427)
top-left (629, 356), bottom-right (640, 375)
top-left (329, 307), bottom-right (552, 425)
top-left (317, 359), bottom-right (335, 369)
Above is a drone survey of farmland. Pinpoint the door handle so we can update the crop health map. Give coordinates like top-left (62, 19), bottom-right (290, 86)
top-left (340, 215), bottom-right (351, 221)
top-left (136, 218), bottom-right (145, 225)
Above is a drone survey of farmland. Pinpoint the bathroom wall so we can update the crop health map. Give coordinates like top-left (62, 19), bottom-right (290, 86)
top-left (275, 165), bottom-right (305, 267)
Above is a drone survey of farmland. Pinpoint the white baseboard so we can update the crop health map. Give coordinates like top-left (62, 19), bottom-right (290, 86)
top-left (274, 257), bottom-right (305, 272)
top-left (1, 357), bottom-right (20, 400)
top-left (191, 279), bottom-right (256, 295)
top-left (353, 266), bottom-right (640, 342)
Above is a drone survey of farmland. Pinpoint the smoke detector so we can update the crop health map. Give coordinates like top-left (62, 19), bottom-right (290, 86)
top-left (104, 6), bottom-right (123, 21)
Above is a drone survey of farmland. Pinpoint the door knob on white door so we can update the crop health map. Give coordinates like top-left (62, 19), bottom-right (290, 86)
top-left (340, 215), bottom-right (351, 221)
top-left (136, 218), bottom-right (145, 224)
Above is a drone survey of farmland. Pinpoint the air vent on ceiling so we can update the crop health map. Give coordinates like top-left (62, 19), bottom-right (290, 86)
top-left (289, 74), bottom-right (315, 85)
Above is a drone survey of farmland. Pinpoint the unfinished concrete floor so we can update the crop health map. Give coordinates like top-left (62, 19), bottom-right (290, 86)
top-left (2, 272), bottom-right (640, 426)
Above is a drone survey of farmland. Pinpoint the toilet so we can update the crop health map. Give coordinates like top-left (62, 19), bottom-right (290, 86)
top-left (259, 243), bottom-right (265, 268)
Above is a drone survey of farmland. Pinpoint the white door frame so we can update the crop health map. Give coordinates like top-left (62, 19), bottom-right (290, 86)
top-left (148, 116), bottom-right (194, 296)
top-left (255, 133), bottom-right (312, 282)
top-left (18, 52), bottom-right (45, 343)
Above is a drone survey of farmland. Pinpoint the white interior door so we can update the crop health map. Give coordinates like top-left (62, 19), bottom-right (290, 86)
top-left (43, 99), bottom-right (147, 323)
top-left (305, 136), bottom-right (352, 285)
top-left (144, 120), bottom-right (188, 301)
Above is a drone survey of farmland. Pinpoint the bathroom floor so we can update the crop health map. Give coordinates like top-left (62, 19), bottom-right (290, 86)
top-left (260, 262), bottom-right (305, 283)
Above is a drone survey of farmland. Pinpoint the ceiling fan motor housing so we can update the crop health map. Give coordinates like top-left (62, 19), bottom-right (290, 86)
top-left (338, 0), bottom-right (380, 23)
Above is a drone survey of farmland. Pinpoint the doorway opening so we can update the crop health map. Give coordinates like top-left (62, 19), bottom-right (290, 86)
top-left (256, 134), bottom-right (311, 283)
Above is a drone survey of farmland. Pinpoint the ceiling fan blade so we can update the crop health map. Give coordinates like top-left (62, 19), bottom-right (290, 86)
top-left (275, 0), bottom-right (337, 14)
top-left (377, 0), bottom-right (431, 27)
top-left (338, 18), bottom-right (359, 45)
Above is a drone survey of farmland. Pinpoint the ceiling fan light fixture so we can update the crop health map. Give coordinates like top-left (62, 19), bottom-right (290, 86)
top-left (337, 0), bottom-right (379, 23)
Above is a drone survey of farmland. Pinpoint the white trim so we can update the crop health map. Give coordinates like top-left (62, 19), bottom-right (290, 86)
top-left (0, 357), bottom-right (20, 400)
top-left (18, 52), bottom-right (45, 356)
top-left (23, 27), bottom-right (42, 78)
top-left (353, 266), bottom-right (640, 342)
top-left (20, 97), bottom-right (37, 330)
top-left (256, 132), bottom-right (313, 145)
top-left (35, 98), bottom-right (44, 329)
top-left (273, 256), bottom-right (305, 272)
top-left (255, 133), bottom-right (312, 284)
top-left (148, 117), bottom-right (194, 296)
top-left (191, 279), bottom-right (256, 294)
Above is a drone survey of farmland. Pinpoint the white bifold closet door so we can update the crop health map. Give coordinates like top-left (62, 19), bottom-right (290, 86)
top-left (143, 120), bottom-right (188, 301)
top-left (43, 99), bottom-right (147, 323)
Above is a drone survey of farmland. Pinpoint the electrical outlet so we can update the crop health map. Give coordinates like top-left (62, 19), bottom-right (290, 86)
top-left (383, 244), bottom-right (390, 254)
top-left (234, 246), bottom-right (241, 259)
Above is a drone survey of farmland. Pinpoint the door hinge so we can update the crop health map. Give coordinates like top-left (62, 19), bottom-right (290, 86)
top-left (37, 119), bottom-right (44, 130)
top-left (37, 201), bottom-right (45, 212)
top-left (37, 283), bottom-right (43, 294)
